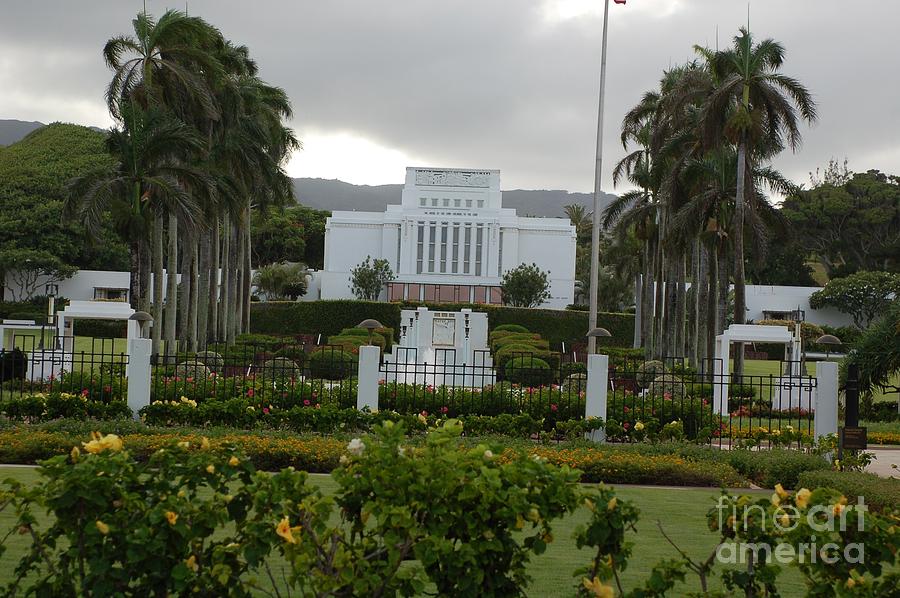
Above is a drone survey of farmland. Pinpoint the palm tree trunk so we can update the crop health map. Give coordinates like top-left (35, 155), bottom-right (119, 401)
top-left (197, 235), bottom-right (210, 345)
top-left (189, 247), bottom-right (199, 352)
top-left (235, 217), bottom-right (245, 338)
top-left (665, 253), bottom-right (678, 360)
top-left (717, 240), bottom-right (729, 368)
top-left (151, 213), bottom-right (164, 355)
top-left (696, 242), bottom-right (709, 371)
top-left (733, 136), bottom-right (748, 377)
top-left (243, 205), bottom-right (252, 333)
top-left (675, 254), bottom-right (686, 359)
top-left (178, 224), bottom-right (193, 345)
top-left (208, 219), bottom-right (220, 342)
top-left (706, 242), bottom-right (719, 376)
top-left (128, 240), bottom-right (142, 311)
top-left (227, 222), bottom-right (239, 345)
top-left (220, 214), bottom-right (231, 342)
top-left (689, 240), bottom-right (700, 365)
top-left (643, 239), bottom-right (655, 359)
top-left (164, 212), bottom-right (178, 356)
top-left (653, 239), bottom-right (665, 360)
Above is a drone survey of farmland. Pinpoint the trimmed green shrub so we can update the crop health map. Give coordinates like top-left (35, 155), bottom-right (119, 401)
top-left (647, 375), bottom-right (685, 398)
top-left (261, 358), bottom-right (303, 381)
top-left (274, 345), bottom-right (307, 365)
top-left (725, 449), bottom-right (830, 489)
top-left (250, 300), bottom-right (632, 349)
top-left (307, 349), bottom-right (356, 380)
top-left (636, 360), bottom-right (665, 388)
top-left (234, 333), bottom-right (283, 350)
top-left (491, 334), bottom-right (548, 352)
top-left (327, 334), bottom-right (386, 352)
top-left (504, 356), bottom-right (552, 387)
top-left (561, 373), bottom-right (587, 392)
top-left (493, 324), bottom-right (529, 333)
top-left (173, 359), bottom-right (210, 380)
top-left (796, 470), bottom-right (900, 512)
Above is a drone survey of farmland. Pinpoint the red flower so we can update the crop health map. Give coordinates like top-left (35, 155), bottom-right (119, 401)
top-left (440, 406), bottom-right (448, 414)
top-left (420, 410), bottom-right (428, 417)
top-left (623, 422), bottom-right (630, 430)
top-left (623, 406), bottom-right (630, 413)
top-left (81, 389), bottom-right (89, 397)
top-left (262, 407), bottom-right (270, 415)
top-left (247, 389), bottom-right (254, 398)
top-left (186, 377), bottom-right (194, 383)
top-left (550, 404), bottom-right (558, 412)
top-left (304, 399), bottom-right (311, 406)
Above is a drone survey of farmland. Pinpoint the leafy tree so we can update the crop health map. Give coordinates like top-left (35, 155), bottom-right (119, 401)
top-left (0, 249), bottom-right (77, 301)
top-left (747, 239), bottom-right (816, 286)
top-left (252, 206), bottom-right (328, 268)
top-left (782, 170), bottom-right (900, 275)
top-left (809, 271), bottom-right (900, 329)
top-left (252, 262), bottom-right (308, 300)
top-left (846, 299), bottom-right (900, 398)
top-left (563, 204), bottom-right (592, 244)
top-left (350, 256), bottom-right (394, 301)
top-left (501, 263), bottom-right (552, 308)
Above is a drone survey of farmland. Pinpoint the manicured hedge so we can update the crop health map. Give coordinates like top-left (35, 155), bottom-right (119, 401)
top-left (796, 470), bottom-right (900, 513)
top-left (250, 300), bottom-right (634, 349)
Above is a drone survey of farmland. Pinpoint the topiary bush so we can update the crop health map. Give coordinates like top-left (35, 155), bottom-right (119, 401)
top-left (561, 373), bottom-right (587, 392)
top-left (307, 349), bottom-right (356, 380)
top-left (493, 324), bottom-right (529, 333)
top-left (647, 375), bottom-right (685, 398)
top-left (503, 356), bottom-right (553, 387)
top-left (173, 359), bottom-right (211, 380)
top-left (261, 357), bottom-right (304, 381)
top-left (194, 351), bottom-right (224, 373)
top-left (635, 360), bottom-right (665, 388)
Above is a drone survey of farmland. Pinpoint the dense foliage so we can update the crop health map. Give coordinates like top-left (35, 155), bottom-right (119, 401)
top-left (500, 263), bottom-right (552, 308)
top-left (809, 271), bottom-right (900, 329)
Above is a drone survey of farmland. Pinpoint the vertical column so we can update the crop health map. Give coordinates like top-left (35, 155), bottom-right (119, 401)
top-left (357, 345), bottom-right (381, 412)
top-left (126, 337), bottom-right (152, 420)
top-left (425, 221), bottom-right (434, 273)
top-left (815, 361), bottom-right (838, 441)
top-left (467, 224), bottom-right (477, 276)
top-left (585, 353), bottom-right (609, 442)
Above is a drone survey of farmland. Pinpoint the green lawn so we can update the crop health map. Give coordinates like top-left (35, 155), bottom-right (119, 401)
top-left (0, 467), bottom-right (812, 596)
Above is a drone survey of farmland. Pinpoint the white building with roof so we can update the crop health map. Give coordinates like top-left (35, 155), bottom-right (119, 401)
top-left (319, 167), bottom-right (577, 308)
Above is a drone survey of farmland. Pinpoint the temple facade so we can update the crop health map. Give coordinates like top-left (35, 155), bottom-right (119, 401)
top-left (320, 167), bottom-right (577, 308)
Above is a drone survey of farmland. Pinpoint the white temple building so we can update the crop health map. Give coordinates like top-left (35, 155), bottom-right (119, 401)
top-left (319, 167), bottom-right (577, 308)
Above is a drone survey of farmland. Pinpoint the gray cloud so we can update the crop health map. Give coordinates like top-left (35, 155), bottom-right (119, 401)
top-left (1, 0), bottom-right (897, 190)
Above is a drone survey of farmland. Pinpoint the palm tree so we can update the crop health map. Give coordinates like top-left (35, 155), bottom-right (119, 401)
top-left (698, 28), bottom-right (816, 374)
top-left (65, 106), bottom-right (207, 314)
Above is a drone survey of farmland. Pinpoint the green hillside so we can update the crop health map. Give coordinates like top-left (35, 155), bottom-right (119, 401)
top-left (0, 123), bottom-right (129, 287)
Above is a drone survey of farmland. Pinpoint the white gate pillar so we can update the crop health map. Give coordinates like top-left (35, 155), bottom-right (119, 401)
top-left (126, 337), bottom-right (152, 419)
top-left (815, 361), bottom-right (839, 441)
top-left (357, 345), bottom-right (381, 412)
top-left (585, 353), bottom-right (609, 442)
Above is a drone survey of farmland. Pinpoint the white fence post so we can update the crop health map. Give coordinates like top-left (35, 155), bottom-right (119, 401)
top-left (126, 338), bottom-right (152, 420)
top-left (585, 353), bottom-right (609, 442)
top-left (357, 345), bottom-right (381, 412)
top-left (815, 361), bottom-right (839, 441)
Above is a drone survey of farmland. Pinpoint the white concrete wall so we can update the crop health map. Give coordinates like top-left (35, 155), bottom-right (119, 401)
top-left (744, 285), bottom-right (853, 328)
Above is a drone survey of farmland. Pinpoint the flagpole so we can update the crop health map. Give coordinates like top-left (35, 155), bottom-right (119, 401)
top-left (587, 0), bottom-right (611, 354)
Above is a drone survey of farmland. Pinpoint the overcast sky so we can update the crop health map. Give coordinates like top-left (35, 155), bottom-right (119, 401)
top-left (1, 1), bottom-right (897, 191)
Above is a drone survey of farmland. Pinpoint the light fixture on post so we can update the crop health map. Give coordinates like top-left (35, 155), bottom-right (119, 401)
top-left (129, 311), bottom-right (154, 340)
top-left (357, 318), bottom-right (384, 346)
top-left (815, 334), bottom-right (842, 361)
top-left (586, 327), bottom-right (612, 355)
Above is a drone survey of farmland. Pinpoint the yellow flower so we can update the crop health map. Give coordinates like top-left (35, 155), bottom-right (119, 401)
top-left (775, 484), bottom-right (789, 499)
top-left (70, 446), bottom-right (80, 462)
top-left (795, 488), bottom-right (812, 509)
top-left (634, 421), bottom-right (644, 431)
top-left (515, 514), bottom-right (524, 529)
top-left (82, 432), bottom-right (124, 454)
top-left (276, 517), bottom-right (296, 544)
top-left (581, 577), bottom-right (615, 598)
top-left (186, 554), bottom-right (198, 572)
top-left (607, 497), bottom-right (617, 511)
top-left (833, 503), bottom-right (846, 516)
top-left (846, 578), bottom-right (856, 589)
top-left (583, 498), bottom-right (596, 512)
top-left (95, 520), bottom-right (110, 535)
top-left (178, 441), bottom-right (190, 449)
top-left (771, 493), bottom-right (781, 507)
top-left (229, 456), bottom-right (240, 467)
top-left (166, 511), bottom-right (178, 526)
top-left (206, 464), bottom-right (215, 474)
top-left (201, 437), bottom-right (210, 449)
top-left (779, 513), bottom-right (790, 527)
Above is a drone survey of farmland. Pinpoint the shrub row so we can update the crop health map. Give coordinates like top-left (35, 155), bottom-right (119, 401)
top-left (795, 470), bottom-right (900, 513)
top-left (250, 300), bottom-right (634, 349)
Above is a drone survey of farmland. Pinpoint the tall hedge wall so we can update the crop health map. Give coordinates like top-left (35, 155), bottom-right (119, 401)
top-left (250, 300), bottom-right (633, 348)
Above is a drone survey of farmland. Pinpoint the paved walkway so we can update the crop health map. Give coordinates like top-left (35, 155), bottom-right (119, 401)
top-left (865, 446), bottom-right (900, 478)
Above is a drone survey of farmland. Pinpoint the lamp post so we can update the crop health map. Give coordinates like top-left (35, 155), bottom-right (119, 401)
top-left (358, 319), bottom-right (384, 346)
top-left (815, 334), bottom-right (842, 361)
top-left (129, 311), bottom-right (154, 340)
top-left (586, 326), bottom-right (612, 355)
top-left (588, 0), bottom-right (614, 354)
top-left (40, 283), bottom-right (59, 350)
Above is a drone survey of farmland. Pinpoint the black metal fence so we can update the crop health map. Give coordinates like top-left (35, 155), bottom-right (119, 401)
top-left (0, 334), bottom-right (128, 403)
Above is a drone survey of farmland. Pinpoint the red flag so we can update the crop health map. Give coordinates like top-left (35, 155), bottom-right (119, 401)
top-left (614, 0), bottom-right (626, 4)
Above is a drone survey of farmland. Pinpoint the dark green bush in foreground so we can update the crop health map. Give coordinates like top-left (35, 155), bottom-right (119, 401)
top-left (796, 470), bottom-right (900, 512)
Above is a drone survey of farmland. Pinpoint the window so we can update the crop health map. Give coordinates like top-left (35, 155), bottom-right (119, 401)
top-left (416, 224), bottom-right (424, 274)
top-left (443, 198), bottom-right (450, 207)
top-left (475, 225), bottom-right (484, 276)
top-left (454, 198), bottom-right (461, 207)
top-left (428, 223), bottom-right (436, 272)
top-left (465, 199), bottom-right (473, 208)
top-left (431, 198), bottom-right (439, 207)
top-left (439, 223), bottom-right (448, 273)
top-left (388, 283), bottom-right (404, 301)
top-left (419, 198), bottom-right (426, 207)
top-left (93, 288), bottom-right (128, 302)
top-left (463, 225), bottom-right (472, 273)
top-left (452, 224), bottom-right (460, 273)
top-left (477, 200), bottom-right (484, 208)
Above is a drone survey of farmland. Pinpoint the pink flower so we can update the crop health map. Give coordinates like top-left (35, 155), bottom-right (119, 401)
top-left (623, 406), bottom-right (630, 413)
top-left (440, 406), bottom-right (448, 414)
top-left (311, 392), bottom-right (318, 400)
top-left (550, 404), bottom-right (558, 412)
top-left (81, 389), bottom-right (89, 397)
top-left (209, 372), bottom-right (217, 378)
top-left (247, 389), bottom-right (254, 398)
top-left (624, 422), bottom-right (630, 430)
top-left (262, 407), bottom-right (270, 415)
top-left (663, 392), bottom-right (672, 400)
top-left (186, 377), bottom-right (194, 383)
top-left (304, 399), bottom-right (311, 406)
top-left (420, 410), bottom-right (428, 417)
